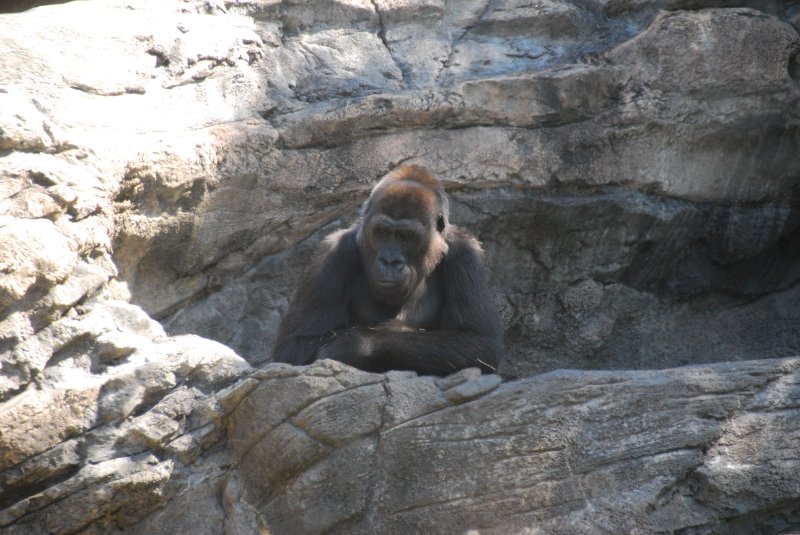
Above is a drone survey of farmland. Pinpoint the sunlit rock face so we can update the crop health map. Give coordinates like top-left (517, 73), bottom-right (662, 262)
top-left (60, 0), bottom-right (800, 378)
top-left (228, 358), bottom-right (800, 535)
top-left (1, 0), bottom-right (799, 533)
top-left (3, 0), bottom-right (796, 377)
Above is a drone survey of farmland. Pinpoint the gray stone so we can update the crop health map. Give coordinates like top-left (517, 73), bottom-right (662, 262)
top-left (442, 373), bottom-right (503, 402)
top-left (227, 359), bottom-right (383, 460)
top-left (0, 296), bottom-right (250, 533)
top-left (115, 467), bottom-right (228, 535)
top-left (237, 420), bottom-right (333, 502)
top-left (1, 0), bottom-right (800, 533)
top-left (384, 376), bottom-right (450, 427)
top-left (608, 9), bottom-right (800, 94)
top-left (220, 473), bottom-right (264, 535)
top-left (261, 437), bottom-right (379, 535)
top-left (225, 357), bottom-right (800, 534)
top-left (291, 383), bottom-right (386, 446)
top-left (435, 366), bottom-right (482, 390)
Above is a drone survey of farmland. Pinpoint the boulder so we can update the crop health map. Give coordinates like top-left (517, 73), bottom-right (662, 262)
top-left (1, 0), bottom-right (799, 532)
top-left (228, 358), bottom-right (800, 534)
top-left (0, 298), bottom-right (252, 534)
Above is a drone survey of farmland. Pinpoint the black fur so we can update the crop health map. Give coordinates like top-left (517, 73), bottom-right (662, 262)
top-left (273, 167), bottom-right (503, 375)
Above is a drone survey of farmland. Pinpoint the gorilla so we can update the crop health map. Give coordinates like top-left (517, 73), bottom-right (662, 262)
top-left (273, 165), bottom-right (503, 376)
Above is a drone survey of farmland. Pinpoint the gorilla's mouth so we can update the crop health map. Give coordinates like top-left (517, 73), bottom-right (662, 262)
top-left (372, 279), bottom-right (411, 303)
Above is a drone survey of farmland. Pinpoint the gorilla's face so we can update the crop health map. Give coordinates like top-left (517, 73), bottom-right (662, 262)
top-left (358, 179), bottom-right (447, 305)
top-left (362, 213), bottom-right (428, 303)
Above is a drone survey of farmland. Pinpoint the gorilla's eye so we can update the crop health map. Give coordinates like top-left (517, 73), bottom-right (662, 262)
top-left (374, 226), bottom-right (391, 240)
top-left (396, 229), bottom-right (418, 244)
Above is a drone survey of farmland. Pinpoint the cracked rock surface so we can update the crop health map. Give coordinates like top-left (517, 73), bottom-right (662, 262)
top-left (1, 0), bottom-right (800, 532)
top-left (3, 0), bottom-right (796, 377)
top-left (229, 359), bottom-right (800, 534)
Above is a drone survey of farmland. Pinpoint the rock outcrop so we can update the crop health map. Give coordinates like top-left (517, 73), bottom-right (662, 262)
top-left (228, 358), bottom-right (800, 534)
top-left (0, 300), bottom-right (252, 534)
top-left (2, 0), bottom-right (798, 377)
top-left (1, 0), bottom-right (799, 532)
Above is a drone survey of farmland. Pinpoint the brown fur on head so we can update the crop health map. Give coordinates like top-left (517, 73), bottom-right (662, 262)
top-left (357, 166), bottom-right (451, 301)
top-left (364, 165), bottom-right (449, 234)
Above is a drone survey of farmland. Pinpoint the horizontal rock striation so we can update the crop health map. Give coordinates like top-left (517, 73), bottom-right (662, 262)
top-left (229, 358), bottom-right (800, 534)
top-left (2, 0), bottom-right (798, 376)
top-left (1, 0), bottom-right (799, 532)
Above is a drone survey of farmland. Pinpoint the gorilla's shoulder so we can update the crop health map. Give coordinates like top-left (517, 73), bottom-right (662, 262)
top-left (320, 225), bottom-right (359, 254)
top-left (445, 225), bottom-right (484, 257)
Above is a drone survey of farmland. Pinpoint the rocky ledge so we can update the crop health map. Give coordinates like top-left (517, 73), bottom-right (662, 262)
top-left (231, 358), bottom-right (800, 534)
top-left (1, 0), bottom-right (799, 532)
top-left (4, 357), bottom-right (799, 533)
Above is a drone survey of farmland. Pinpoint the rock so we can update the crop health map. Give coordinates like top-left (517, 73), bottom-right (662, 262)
top-left (0, 386), bottom-right (100, 469)
top-left (156, 5), bottom-right (800, 375)
top-left (384, 375), bottom-right (449, 427)
top-left (442, 373), bottom-right (503, 402)
top-left (266, 437), bottom-right (379, 534)
top-left (291, 383), bottom-right (386, 446)
top-left (435, 366), bottom-right (482, 389)
top-left (0, 218), bottom-right (76, 309)
top-left (227, 359), bottom-right (384, 462)
top-left (0, 299), bottom-right (251, 534)
top-left (608, 8), bottom-right (800, 94)
top-left (228, 358), bottom-right (800, 534)
top-left (0, 90), bottom-right (69, 153)
top-left (279, 29), bottom-right (403, 101)
top-left (1, 0), bottom-right (799, 533)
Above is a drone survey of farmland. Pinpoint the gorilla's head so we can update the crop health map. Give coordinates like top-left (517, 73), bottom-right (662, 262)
top-left (357, 165), bottom-right (449, 304)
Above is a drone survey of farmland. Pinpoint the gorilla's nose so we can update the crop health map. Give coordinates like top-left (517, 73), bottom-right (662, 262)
top-left (378, 257), bottom-right (406, 278)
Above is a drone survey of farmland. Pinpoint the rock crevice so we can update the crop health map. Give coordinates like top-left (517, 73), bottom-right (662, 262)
top-left (1, 0), bottom-right (799, 532)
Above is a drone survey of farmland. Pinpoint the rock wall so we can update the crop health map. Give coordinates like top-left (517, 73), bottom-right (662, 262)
top-left (165, 1), bottom-right (800, 377)
top-left (4, 0), bottom-right (797, 379)
top-left (228, 358), bottom-right (800, 534)
top-left (1, 0), bottom-right (800, 533)
top-left (106, 0), bottom-right (800, 376)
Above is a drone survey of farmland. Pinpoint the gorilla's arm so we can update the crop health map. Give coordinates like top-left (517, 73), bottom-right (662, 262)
top-left (318, 233), bottom-right (503, 375)
top-left (272, 229), bottom-right (358, 365)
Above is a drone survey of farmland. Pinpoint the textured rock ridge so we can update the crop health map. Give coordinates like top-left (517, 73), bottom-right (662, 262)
top-left (0, 300), bottom-right (252, 534)
top-left (228, 358), bottom-right (800, 534)
top-left (2, 0), bottom-right (798, 376)
top-left (1, 0), bottom-right (800, 532)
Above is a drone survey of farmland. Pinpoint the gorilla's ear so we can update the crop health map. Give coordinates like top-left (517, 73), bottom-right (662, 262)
top-left (436, 215), bottom-right (446, 233)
